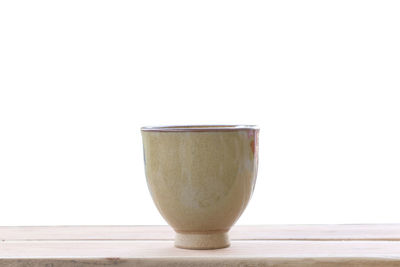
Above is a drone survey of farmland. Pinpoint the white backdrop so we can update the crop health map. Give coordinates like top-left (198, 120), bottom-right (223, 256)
top-left (1, 0), bottom-right (400, 225)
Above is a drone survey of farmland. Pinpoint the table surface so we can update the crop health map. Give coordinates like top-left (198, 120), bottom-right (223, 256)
top-left (1, 225), bottom-right (400, 266)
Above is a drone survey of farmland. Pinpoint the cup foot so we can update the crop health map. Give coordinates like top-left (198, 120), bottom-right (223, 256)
top-left (174, 231), bottom-right (230, 250)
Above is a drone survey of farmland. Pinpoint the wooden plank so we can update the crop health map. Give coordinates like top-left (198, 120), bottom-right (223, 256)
top-left (2, 240), bottom-right (400, 257)
top-left (1, 225), bottom-right (400, 266)
top-left (1, 224), bottom-right (400, 241)
top-left (1, 258), bottom-right (400, 267)
top-left (1, 240), bottom-right (400, 266)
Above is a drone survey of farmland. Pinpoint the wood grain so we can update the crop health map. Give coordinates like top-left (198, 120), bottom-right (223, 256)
top-left (1, 225), bottom-right (400, 266)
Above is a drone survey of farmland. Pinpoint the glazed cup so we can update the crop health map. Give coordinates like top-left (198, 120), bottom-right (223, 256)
top-left (141, 125), bottom-right (259, 249)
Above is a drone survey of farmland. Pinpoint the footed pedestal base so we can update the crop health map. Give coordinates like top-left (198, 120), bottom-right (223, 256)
top-left (174, 232), bottom-right (230, 250)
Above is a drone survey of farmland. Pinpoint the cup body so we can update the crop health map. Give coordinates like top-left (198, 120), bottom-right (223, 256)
top-left (141, 125), bottom-right (259, 249)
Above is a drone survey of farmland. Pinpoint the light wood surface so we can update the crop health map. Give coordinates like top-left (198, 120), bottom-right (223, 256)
top-left (1, 225), bottom-right (400, 266)
top-left (2, 224), bottom-right (400, 241)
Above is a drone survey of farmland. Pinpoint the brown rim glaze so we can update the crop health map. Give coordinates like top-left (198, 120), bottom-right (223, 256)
top-left (141, 125), bottom-right (259, 132)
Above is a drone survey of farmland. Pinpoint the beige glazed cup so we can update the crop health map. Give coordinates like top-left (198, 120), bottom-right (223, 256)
top-left (141, 125), bottom-right (259, 249)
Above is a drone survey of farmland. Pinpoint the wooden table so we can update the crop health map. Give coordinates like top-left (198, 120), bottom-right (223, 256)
top-left (1, 225), bottom-right (400, 266)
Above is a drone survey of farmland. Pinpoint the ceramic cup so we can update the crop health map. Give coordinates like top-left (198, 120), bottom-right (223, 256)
top-left (141, 125), bottom-right (259, 249)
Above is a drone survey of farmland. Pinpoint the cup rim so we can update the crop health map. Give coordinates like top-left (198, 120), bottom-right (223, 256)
top-left (141, 125), bottom-right (259, 132)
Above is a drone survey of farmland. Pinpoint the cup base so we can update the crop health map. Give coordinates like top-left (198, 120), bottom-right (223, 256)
top-left (174, 231), bottom-right (230, 250)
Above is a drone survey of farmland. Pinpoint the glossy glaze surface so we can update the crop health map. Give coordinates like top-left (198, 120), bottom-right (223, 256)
top-left (141, 126), bottom-right (259, 249)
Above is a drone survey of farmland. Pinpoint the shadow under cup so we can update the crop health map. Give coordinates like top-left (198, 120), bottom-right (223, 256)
top-left (141, 125), bottom-right (259, 249)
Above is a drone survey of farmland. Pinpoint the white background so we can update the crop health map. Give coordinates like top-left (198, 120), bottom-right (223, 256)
top-left (0, 0), bottom-right (399, 226)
